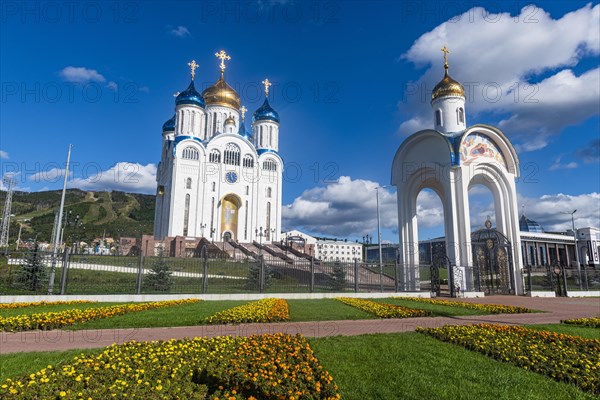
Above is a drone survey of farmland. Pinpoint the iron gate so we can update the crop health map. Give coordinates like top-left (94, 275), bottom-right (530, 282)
top-left (472, 220), bottom-right (515, 295)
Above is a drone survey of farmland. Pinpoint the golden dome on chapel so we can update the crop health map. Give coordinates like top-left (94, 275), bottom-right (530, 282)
top-left (431, 45), bottom-right (465, 102)
top-left (202, 72), bottom-right (241, 109)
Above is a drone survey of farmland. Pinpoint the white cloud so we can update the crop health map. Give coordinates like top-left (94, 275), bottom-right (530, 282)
top-left (282, 176), bottom-right (397, 237)
top-left (60, 66), bottom-right (106, 83)
top-left (170, 25), bottom-right (190, 37)
top-left (0, 150), bottom-right (8, 159)
top-left (70, 162), bottom-right (157, 194)
top-left (519, 192), bottom-right (600, 231)
top-left (28, 168), bottom-right (72, 183)
top-left (399, 4), bottom-right (600, 151)
top-left (549, 156), bottom-right (578, 171)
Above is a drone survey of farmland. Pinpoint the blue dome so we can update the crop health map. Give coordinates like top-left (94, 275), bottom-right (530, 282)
top-left (162, 115), bottom-right (175, 132)
top-left (176, 80), bottom-right (205, 108)
top-left (252, 98), bottom-right (279, 123)
top-left (519, 214), bottom-right (544, 233)
top-left (238, 121), bottom-right (252, 140)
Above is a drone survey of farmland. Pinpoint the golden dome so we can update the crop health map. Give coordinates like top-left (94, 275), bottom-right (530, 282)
top-left (202, 72), bottom-right (241, 109)
top-left (431, 69), bottom-right (465, 102)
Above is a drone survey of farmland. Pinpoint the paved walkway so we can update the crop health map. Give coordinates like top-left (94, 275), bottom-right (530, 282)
top-left (1, 296), bottom-right (598, 354)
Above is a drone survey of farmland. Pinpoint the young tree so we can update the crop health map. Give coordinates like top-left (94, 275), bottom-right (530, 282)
top-left (245, 256), bottom-right (273, 291)
top-left (329, 261), bottom-right (347, 291)
top-left (15, 243), bottom-right (48, 292)
top-left (144, 251), bottom-right (173, 292)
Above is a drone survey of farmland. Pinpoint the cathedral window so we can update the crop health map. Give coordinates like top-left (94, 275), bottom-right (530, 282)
top-left (262, 159), bottom-right (277, 171)
top-left (243, 155), bottom-right (254, 168)
top-left (212, 112), bottom-right (217, 134)
top-left (186, 177), bottom-right (192, 189)
top-left (224, 143), bottom-right (240, 166)
top-left (266, 187), bottom-right (272, 198)
top-left (212, 182), bottom-right (216, 192)
top-left (245, 185), bottom-right (249, 195)
top-left (182, 146), bottom-right (199, 160)
top-left (435, 110), bottom-right (442, 126)
top-left (183, 194), bottom-right (190, 236)
top-left (457, 107), bottom-right (465, 124)
top-left (266, 202), bottom-right (271, 240)
top-left (209, 149), bottom-right (221, 163)
top-left (269, 126), bottom-right (273, 147)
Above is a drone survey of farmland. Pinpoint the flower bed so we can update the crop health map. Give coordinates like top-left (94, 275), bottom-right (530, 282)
top-left (401, 297), bottom-right (532, 314)
top-left (0, 300), bottom-right (95, 310)
top-left (0, 299), bottom-right (200, 332)
top-left (417, 324), bottom-right (600, 394)
top-left (562, 317), bottom-right (600, 328)
top-left (336, 297), bottom-right (431, 318)
top-left (205, 298), bottom-right (289, 324)
top-left (0, 333), bottom-right (339, 399)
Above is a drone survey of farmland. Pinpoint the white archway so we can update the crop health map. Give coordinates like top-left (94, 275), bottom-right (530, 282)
top-left (392, 126), bottom-right (524, 295)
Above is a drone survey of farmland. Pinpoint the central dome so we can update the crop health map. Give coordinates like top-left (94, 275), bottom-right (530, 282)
top-left (431, 70), bottom-right (465, 102)
top-left (202, 73), bottom-right (241, 109)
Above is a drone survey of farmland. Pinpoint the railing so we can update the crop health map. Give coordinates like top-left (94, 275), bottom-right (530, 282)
top-left (1, 249), bottom-right (400, 295)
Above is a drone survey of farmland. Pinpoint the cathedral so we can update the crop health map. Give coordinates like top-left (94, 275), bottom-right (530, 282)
top-left (153, 50), bottom-right (282, 244)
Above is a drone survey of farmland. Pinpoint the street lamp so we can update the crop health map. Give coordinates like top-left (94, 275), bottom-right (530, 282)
top-left (200, 223), bottom-right (206, 238)
top-left (561, 209), bottom-right (582, 290)
top-left (255, 227), bottom-right (264, 255)
top-left (210, 228), bottom-right (215, 244)
top-left (375, 185), bottom-right (389, 292)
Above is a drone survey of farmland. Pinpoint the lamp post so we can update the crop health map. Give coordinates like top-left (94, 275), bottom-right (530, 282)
top-left (580, 245), bottom-right (590, 291)
top-left (200, 223), bottom-right (206, 238)
top-left (562, 210), bottom-right (582, 290)
top-left (375, 185), bottom-right (389, 292)
top-left (255, 227), bottom-right (264, 255)
top-left (210, 228), bottom-right (215, 244)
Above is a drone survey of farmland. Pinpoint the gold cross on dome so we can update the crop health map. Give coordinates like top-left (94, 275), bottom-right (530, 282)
top-left (240, 105), bottom-right (247, 121)
top-left (188, 60), bottom-right (199, 80)
top-left (262, 78), bottom-right (272, 96)
top-left (215, 50), bottom-right (231, 72)
top-left (440, 45), bottom-right (450, 67)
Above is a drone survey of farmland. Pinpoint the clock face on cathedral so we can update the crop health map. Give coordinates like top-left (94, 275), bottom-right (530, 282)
top-left (225, 171), bottom-right (238, 184)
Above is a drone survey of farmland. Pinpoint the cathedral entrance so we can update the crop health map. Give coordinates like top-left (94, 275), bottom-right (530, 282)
top-left (220, 194), bottom-right (240, 241)
top-left (472, 219), bottom-right (515, 295)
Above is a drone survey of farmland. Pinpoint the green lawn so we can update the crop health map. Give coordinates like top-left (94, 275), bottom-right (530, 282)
top-left (372, 297), bottom-right (489, 316)
top-left (525, 323), bottom-right (600, 340)
top-left (0, 297), bottom-right (500, 330)
top-left (0, 332), bottom-right (593, 399)
top-left (309, 333), bottom-right (595, 400)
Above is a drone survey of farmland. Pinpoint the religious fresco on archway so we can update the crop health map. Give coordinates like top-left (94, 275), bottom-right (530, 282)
top-left (461, 133), bottom-right (507, 167)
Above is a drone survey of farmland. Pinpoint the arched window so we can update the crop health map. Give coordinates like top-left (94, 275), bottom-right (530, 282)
top-left (269, 126), bottom-right (273, 147)
top-left (224, 143), bottom-right (240, 166)
top-left (245, 185), bottom-right (249, 195)
top-left (435, 110), bottom-right (442, 126)
top-left (266, 202), bottom-right (271, 240)
top-left (262, 159), bottom-right (277, 171)
top-left (186, 177), bottom-right (192, 189)
top-left (209, 149), bottom-right (221, 163)
top-left (243, 154), bottom-right (254, 168)
top-left (212, 182), bottom-right (216, 192)
top-left (266, 187), bottom-right (272, 198)
top-left (183, 194), bottom-right (190, 236)
top-left (457, 107), bottom-right (465, 124)
top-left (182, 146), bottom-right (199, 160)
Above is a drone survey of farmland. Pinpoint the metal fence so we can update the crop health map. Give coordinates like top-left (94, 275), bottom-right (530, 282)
top-left (0, 249), bottom-right (402, 295)
top-left (524, 263), bottom-right (600, 296)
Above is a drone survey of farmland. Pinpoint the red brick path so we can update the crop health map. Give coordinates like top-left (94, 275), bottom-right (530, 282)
top-left (1, 296), bottom-right (598, 354)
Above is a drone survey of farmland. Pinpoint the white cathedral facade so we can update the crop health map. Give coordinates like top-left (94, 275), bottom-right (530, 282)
top-left (153, 51), bottom-right (282, 243)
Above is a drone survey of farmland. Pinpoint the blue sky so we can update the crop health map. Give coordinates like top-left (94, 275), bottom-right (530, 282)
top-left (1, 1), bottom-right (599, 242)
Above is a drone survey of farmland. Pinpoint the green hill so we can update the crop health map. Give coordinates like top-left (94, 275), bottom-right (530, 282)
top-left (0, 189), bottom-right (155, 245)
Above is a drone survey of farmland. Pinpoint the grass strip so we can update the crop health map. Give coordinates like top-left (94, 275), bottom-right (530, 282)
top-left (400, 297), bottom-right (533, 314)
top-left (336, 297), bottom-right (431, 318)
top-left (417, 323), bottom-right (600, 395)
top-left (0, 299), bottom-right (200, 332)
